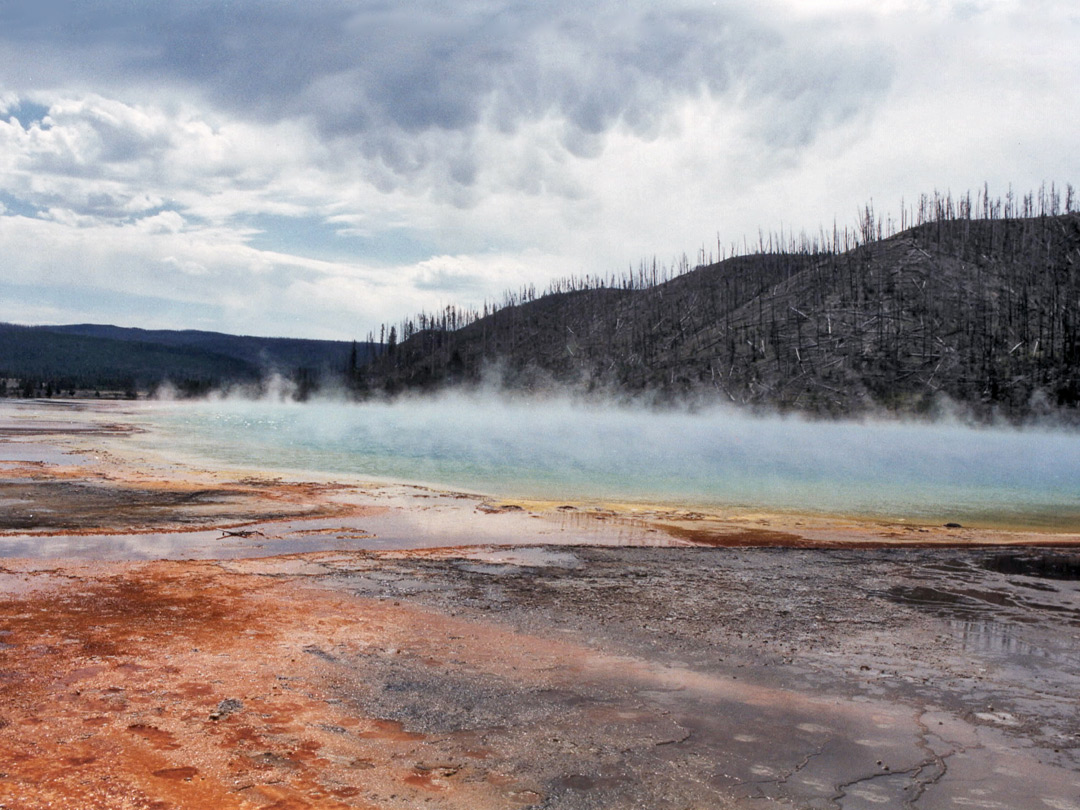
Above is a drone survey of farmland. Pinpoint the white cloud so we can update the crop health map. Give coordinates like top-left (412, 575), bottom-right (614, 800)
top-left (137, 210), bottom-right (185, 235)
top-left (0, 1), bottom-right (1075, 339)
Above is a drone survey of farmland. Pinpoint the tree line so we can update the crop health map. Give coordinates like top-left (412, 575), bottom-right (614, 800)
top-left (351, 184), bottom-right (1080, 420)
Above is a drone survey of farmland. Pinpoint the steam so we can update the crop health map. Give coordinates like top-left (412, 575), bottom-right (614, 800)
top-left (152, 373), bottom-right (312, 404)
top-left (147, 389), bottom-right (1080, 528)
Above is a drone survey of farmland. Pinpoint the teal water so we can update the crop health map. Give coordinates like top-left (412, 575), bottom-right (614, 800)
top-left (144, 396), bottom-right (1080, 529)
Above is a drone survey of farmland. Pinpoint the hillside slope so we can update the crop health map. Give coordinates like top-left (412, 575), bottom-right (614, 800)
top-left (43, 325), bottom-right (371, 373)
top-left (363, 213), bottom-right (1080, 419)
top-left (0, 324), bottom-right (259, 394)
top-left (0, 325), bottom-right (376, 396)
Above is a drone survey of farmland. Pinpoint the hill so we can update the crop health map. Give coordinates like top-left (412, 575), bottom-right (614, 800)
top-left (0, 324), bottom-right (375, 397)
top-left (360, 205), bottom-right (1080, 420)
top-left (43, 325), bottom-right (369, 373)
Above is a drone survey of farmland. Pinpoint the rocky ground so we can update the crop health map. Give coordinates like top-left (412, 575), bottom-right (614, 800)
top-left (0, 545), bottom-right (1078, 809)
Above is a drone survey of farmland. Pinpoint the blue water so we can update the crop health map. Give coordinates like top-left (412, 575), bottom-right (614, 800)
top-left (144, 395), bottom-right (1080, 529)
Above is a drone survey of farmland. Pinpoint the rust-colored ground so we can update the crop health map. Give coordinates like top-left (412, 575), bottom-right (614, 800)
top-left (0, 559), bottom-right (561, 809)
top-left (3, 547), bottom-right (1080, 809)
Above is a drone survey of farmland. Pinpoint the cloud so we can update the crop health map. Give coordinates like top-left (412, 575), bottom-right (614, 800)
top-left (0, 1), bottom-right (895, 194)
top-left (0, 200), bottom-right (570, 339)
top-left (409, 251), bottom-right (571, 298)
top-left (0, 1), bottom-right (905, 235)
top-left (0, 210), bottom-right (362, 335)
top-left (0, 0), bottom-right (1075, 340)
top-left (0, 93), bottom-right (328, 226)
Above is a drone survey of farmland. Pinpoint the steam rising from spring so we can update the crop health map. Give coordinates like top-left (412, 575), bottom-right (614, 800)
top-left (148, 392), bottom-right (1080, 529)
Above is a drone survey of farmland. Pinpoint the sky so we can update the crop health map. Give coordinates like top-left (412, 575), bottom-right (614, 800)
top-left (0, 0), bottom-right (1076, 341)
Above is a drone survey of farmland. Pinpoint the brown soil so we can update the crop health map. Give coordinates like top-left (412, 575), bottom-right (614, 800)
top-left (658, 524), bottom-right (808, 546)
top-left (0, 471), bottom-right (369, 534)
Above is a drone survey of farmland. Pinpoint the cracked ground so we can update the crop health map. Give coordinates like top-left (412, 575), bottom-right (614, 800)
top-left (1, 545), bottom-right (1078, 809)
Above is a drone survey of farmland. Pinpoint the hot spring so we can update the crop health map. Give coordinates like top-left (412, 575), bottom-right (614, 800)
top-left (138, 394), bottom-right (1080, 530)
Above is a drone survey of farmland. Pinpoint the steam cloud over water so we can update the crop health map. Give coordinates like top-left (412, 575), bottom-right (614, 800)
top-left (147, 394), bottom-right (1080, 528)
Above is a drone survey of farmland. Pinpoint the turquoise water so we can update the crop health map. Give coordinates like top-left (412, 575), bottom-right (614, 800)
top-left (145, 395), bottom-right (1080, 529)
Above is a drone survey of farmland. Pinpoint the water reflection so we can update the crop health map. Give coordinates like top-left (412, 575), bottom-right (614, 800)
top-left (0, 504), bottom-right (673, 561)
top-left (947, 618), bottom-right (1059, 661)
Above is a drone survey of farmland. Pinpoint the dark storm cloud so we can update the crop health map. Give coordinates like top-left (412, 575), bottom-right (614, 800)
top-left (0, 1), bottom-right (891, 183)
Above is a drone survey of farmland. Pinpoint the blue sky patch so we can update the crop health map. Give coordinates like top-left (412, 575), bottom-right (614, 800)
top-left (245, 213), bottom-right (441, 266)
top-left (1, 281), bottom-right (225, 331)
top-left (3, 100), bottom-right (51, 128)
top-left (0, 192), bottom-right (43, 218)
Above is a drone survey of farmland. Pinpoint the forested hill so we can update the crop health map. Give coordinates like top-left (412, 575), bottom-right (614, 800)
top-left (44, 325), bottom-right (372, 374)
top-left (360, 210), bottom-right (1080, 420)
top-left (0, 324), bottom-right (376, 397)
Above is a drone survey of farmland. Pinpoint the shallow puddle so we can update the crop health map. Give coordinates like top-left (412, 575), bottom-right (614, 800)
top-left (981, 550), bottom-right (1080, 580)
top-left (947, 617), bottom-right (1075, 662)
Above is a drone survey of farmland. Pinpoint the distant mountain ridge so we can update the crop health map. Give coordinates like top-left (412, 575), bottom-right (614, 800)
top-left (44, 324), bottom-right (369, 372)
top-left (0, 323), bottom-right (375, 396)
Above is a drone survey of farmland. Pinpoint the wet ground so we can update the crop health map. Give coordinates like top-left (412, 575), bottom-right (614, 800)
top-left (1, 546), bottom-right (1078, 809)
top-left (1, 400), bottom-right (1079, 808)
